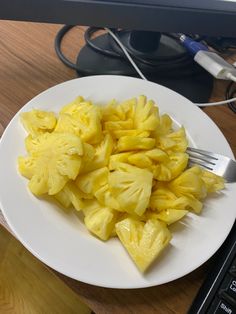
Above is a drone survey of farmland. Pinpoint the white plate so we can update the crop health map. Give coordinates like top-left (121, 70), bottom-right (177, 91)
top-left (0, 75), bottom-right (235, 289)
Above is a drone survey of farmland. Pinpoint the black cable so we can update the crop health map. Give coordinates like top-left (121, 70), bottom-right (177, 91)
top-left (54, 25), bottom-right (78, 70)
top-left (84, 27), bottom-right (120, 58)
top-left (85, 27), bottom-right (192, 68)
top-left (225, 81), bottom-right (236, 114)
top-left (55, 25), bottom-right (196, 76)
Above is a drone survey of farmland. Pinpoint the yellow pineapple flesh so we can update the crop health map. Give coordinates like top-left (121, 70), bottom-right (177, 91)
top-left (116, 218), bottom-right (172, 272)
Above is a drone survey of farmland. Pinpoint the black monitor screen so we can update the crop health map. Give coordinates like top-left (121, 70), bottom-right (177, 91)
top-left (1, 0), bottom-right (236, 37)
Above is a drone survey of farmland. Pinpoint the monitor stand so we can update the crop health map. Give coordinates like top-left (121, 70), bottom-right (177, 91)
top-left (76, 30), bottom-right (213, 103)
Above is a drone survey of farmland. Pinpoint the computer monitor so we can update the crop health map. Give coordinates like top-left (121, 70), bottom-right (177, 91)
top-left (1, 0), bottom-right (236, 37)
top-left (1, 0), bottom-right (236, 103)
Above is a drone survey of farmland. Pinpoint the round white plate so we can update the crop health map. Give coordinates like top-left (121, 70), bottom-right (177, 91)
top-left (0, 75), bottom-right (235, 289)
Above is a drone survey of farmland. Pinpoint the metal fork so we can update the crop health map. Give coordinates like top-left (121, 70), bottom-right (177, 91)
top-left (186, 147), bottom-right (236, 182)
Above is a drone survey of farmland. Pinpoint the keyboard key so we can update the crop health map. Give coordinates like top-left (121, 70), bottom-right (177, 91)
top-left (220, 275), bottom-right (236, 302)
top-left (208, 298), bottom-right (236, 314)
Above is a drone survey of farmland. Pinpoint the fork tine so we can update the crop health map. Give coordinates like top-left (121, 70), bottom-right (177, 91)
top-left (187, 151), bottom-right (217, 166)
top-left (188, 157), bottom-right (215, 171)
top-left (187, 147), bottom-right (236, 182)
top-left (186, 147), bottom-right (218, 160)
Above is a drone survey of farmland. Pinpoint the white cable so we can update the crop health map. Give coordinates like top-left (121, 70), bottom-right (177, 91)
top-left (105, 28), bottom-right (147, 81)
top-left (227, 72), bottom-right (236, 83)
top-left (105, 27), bottom-right (236, 108)
top-left (195, 97), bottom-right (236, 107)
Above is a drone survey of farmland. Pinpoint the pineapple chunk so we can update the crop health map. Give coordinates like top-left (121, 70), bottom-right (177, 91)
top-left (20, 109), bottom-right (57, 137)
top-left (104, 119), bottom-right (133, 131)
top-left (116, 218), bottom-right (172, 272)
top-left (200, 169), bottom-right (225, 193)
top-left (83, 200), bottom-right (117, 241)
top-left (18, 156), bottom-right (35, 179)
top-left (76, 167), bottom-right (109, 194)
top-left (109, 152), bottom-right (132, 170)
top-left (101, 98), bottom-right (136, 123)
top-left (54, 181), bottom-right (85, 211)
top-left (168, 166), bottom-right (207, 199)
top-left (153, 114), bottom-right (173, 137)
top-left (158, 127), bottom-right (188, 153)
top-left (109, 163), bottom-right (153, 216)
top-left (94, 184), bottom-right (121, 211)
top-left (26, 132), bottom-right (83, 195)
top-left (145, 148), bottom-right (169, 162)
top-left (149, 186), bottom-right (203, 213)
top-left (165, 152), bottom-right (189, 179)
top-left (80, 133), bottom-right (114, 174)
top-left (111, 129), bottom-right (150, 139)
top-left (147, 209), bottom-right (188, 225)
top-left (55, 100), bottom-right (102, 144)
top-left (59, 96), bottom-right (85, 115)
top-left (116, 136), bottom-right (155, 152)
top-left (128, 152), bottom-right (153, 168)
top-left (133, 95), bottom-right (159, 131)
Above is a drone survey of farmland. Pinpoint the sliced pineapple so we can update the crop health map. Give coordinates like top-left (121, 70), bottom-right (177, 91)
top-left (200, 169), bottom-right (225, 193)
top-left (20, 109), bottom-right (57, 137)
top-left (82, 199), bottom-right (117, 241)
top-left (128, 152), bottom-right (153, 168)
top-left (116, 218), bottom-right (172, 272)
top-left (111, 129), bottom-right (150, 139)
top-left (165, 152), bottom-right (189, 179)
top-left (152, 114), bottom-right (173, 138)
top-left (109, 152), bottom-right (132, 170)
top-left (146, 209), bottom-right (188, 225)
top-left (54, 181), bottom-right (85, 211)
top-left (76, 167), bottom-right (109, 194)
top-left (109, 163), bottom-right (153, 216)
top-left (101, 98), bottom-right (136, 123)
top-left (80, 133), bottom-right (114, 174)
top-left (168, 166), bottom-right (207, 199)
top-left (94, 184), bottom-right (121, 211)
top-left (133, 95), bottom-right (159, 131)
top-left (18, 156), bottom-right (35, 179)
top-left (157, 127), bottom-right (188, 153)
top-left (55, 100), bottom-right (102, 144)
top-left (104, 119), bottom-right (133, 131)
top-left (149, 186), bottom-right (203, 213)
top-left (116, 136), bottom-right (155, 152)
top-left (26, 132), bottom-right (83, 195)
top-left (59, 96), bottom-right (85, 115)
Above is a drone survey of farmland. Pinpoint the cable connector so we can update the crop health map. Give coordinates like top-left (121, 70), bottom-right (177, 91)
top-left (180, 34), bottom-right (236, 81)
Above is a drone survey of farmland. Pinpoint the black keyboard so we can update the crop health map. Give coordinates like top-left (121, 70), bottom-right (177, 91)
top-left (188, 220), bottom-right (236, 314)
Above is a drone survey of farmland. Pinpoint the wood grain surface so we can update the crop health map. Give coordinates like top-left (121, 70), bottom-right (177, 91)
top-left (0, 20), bottom-right (236, 314)
top-left (0, 226), bottom-right (91, 314)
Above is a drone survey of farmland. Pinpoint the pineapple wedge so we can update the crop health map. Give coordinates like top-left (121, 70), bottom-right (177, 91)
top-left (157, 127), bottom-right (188, 153)
top-left (116, 218), bottom-right (172, 272)
top-left (109, 163), bottom-right (153, 216)
top-left (54, 181), bottom-right (85, 211)
top-left (147, 209), bottom-right (188, 225)
top-left (168, 166), bottom-right (207, 199)
top-left (76, 167), bottom-right (109, 194)
top-left (133, 95), bottom-right (159, 131)
top-left (149, 186), bottom-right (203, 213)
top-left (80, 133), bottom-right (114, 174)
top-left (116, 136), bottom-right (155, 152)
top-left (20, 109), bottom-right (57, 137)
top-left (83, 200), bottom-right (117, 241)
top-left (24, 132), bottom-right (83, 195)
top-left (55, 100), bottom-right (102, 144)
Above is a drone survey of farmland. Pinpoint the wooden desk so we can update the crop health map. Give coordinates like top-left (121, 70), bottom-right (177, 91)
top-left (0, 20), bottom-right (235, 314)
